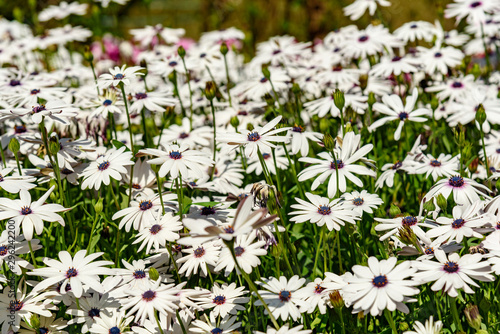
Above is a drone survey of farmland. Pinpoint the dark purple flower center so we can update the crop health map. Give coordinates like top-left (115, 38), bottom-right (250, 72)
top-left (272, 49), bottom-right (282, 55)
top-left (392, 56), bottom-right (402, 62)
top-left (9, 300), bottom-right (23, 311)
top-left (0, 245), bottom-right (7, 256)
top-left (193, 246), bottom-right (205, 258)
top-left (260, 77), bottom-right (268, 83)
top-left (139, 200), bottom-right (153, 211)
top-left (9, 79), bottom-right (21, 86)
top-left (293, 125), bottom-right (305, 133)
top-left (88, 308), bottom-right (100, 318)
top-left (444, 261), bottom-right (459, 273)
top-left (179, 132), bottom-right (189, 139)
top-left (103, 99), bottom-right (113, 106)
top-left (135, 93), bottom-right (148, 100)
top-left (318, 205), bottom-right (331, 215)
top-left (109, 326), bottom-right (120, 334)
top-left (358, 35), bottom-right (369, 42)
top-left (247, 132), bottom-right (261, 142)
top-left (496, 221), bottom-right (500, 230)
top-left (448, 175), bottom-right (464, 187)
top-left (262, 153), bottom-right (271, 159)
top-left (133, 270), bottom-right (146, 279)
top-left (452, 218), bottom-right (466, 229)
top-left (39, 328), bottom-right (48, 334)
top-left (150, 224), bottom-right (162, 234)
top-left (330, 159), bottom-right (344, 170)
top-left (314, 284), bottom-right (326, 294)
top-left (113, 73), bottom-right (124, 80)
top-left (30, 89), bottom-right (40, 95)
top-left (279, 290), bottom-right (292, 302)
top-left (98, 161), bottom-right (110, 171)
top-left (14, 125), bottom-right (27, 134)
top-left (410, 24), bottom-right (418, 29)
top-left (142, 290), bottom-right (156, 301)
top-left (496, 148), bottom-right (500, 154)
top-left (402, 216), bottom-right (417, 226)
top-left (188, 181), bottom-right (197, 187)
top-left (434, 52), bottom-right (443, 58)
top-left (452, 81), bottom-right (463, 88)
top-left (399, 112), bottom-right (409, 120)
top-left (132, 183), bottom-right (142, 189)
top-left (201, 206), bottom-right (216, 216)
top-left (21, 206), bottom-right (32, 215)
top-left (61, 168), bottom-right (73, 175)
top-left (430, 160), bottom-right (441, 167)
top-left (32, 105), bottom-right (46, 113)
top-left (213, 295), bottom-right (226, 305)
top-left (353, 198), bottom-right (364, 206)
top-left (168, 61), bottom-right (178, 67)
top-left (470, 1), bottom-right (482, 8)
top-left (66, 267), bottom-right (78, 278)
top-left (211, 328), bottom-right (223, 334)
top-left (392, 161), bottom-right (403, 169)
top-left (169, 151), bottom-right (182, 160)
top-left (238, 110), bottom-right (248, 116)
top-left (372, 275), bottom-right (388, 287)
top-left (235, 246), bottom-right (245, 256)
top-left (222, 225), bottom-right (234, 234)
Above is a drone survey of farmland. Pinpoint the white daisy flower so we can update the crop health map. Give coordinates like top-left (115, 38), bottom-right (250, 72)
top-left (412, 249), bottom-right (494, 297)
top-left (98, 65), bottom-right (144, 89)
top-left (19, 313), bottom-right (68, 334)
top-left (217, 115), bottom-right (290, 158)
top-left (255, 275), bottom-right (309, 321)
top-left (67, 292), bottom-right (121, 333)
top-left (342, 257), bottom-right (420, 316)
top-left (298, 131), bottom-right (375, 197)
top-left (190, 315), bottom-right (240, 334)
top-left (89, 310), bottom-right (134, 334)
top-left (0, 166), bottom-right (36, 193)
top-left (300, 273), bottom-right (346, 314)
top-left (343, 0), bottom-right (391, 21)
top-left (375, 213), bottom-right (434, 243)
top-left (0, 186), bottom-right (68, 240)
top-left (80, 146), bottom-right (134, 191)
top-left (370, 88), bottom-right (431, 141)
top-left (290, 192), bottom-right (360, 231)
top-left (129, 89), bottom-right (177, 114)
top-left (177, 242), bottom-right (220, 277)
top-left (214, 233), bottom-right (267, 276)
top-left (256, 325), bottom-right (312, 334)
top-left (425, 175), bottom-right (490, 206)
top-left (0, 231), bottom-right (41, 274)
top-left (197, 282), bottom-right (249, 320)
top-left (7, 100), bottom-right (79, 125)
top-left (341, 190), bottom-right (383, 214)
top-left (288, 125), bottom-right (322, 157)
top-left (409, 153), bottom-right (459, 181)
top-left (28, 250), bottom-right (115, 298)
top-left (133, 211), bottom-right (183, 253)
top-left (403, 316), bottom-right (443, 334)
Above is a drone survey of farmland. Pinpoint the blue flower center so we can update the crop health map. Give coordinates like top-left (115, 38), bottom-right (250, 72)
top-left (223, 226), bottom-right (234, 234)
top-left (260, 77), bottom-right (268, 83)
top-left (113, 73), bottom-right (124, 80)
top-left (279, 290), bottom-right (292, 302)
top-left (150, 224), bottom-right (162, 235)
top-left (392, 161), bottom-right (402, 169)
top-left (247, 132), bottom-right (261, 142)
top-left (424, 247), bottom-right (434, 255)
top-left (434, 52), bottom-right (443, 58)
top-left (179, 132), bottom-right (189, 139)
top-left (88, 308), bottom-right (100, 318)
top-left (201, 206), bottom-right (216, 216)
top-left (402, 216), bottom-right (417, 227)
top-left (14, 125), bottom-right (27, 134)
top-left (103, 99), bottom-right (113, 106)
top-left (399, 112), bottom-right (409, 120)
top-left (213, 295), bottom-right (226, 305)
top-left (142, 290), bottom-right (156, 301)
top-left (452, 81), bottom-right (463, 88)
top-left (169, 151), bottom-right (182, 160)
top-left (32, 105), bottom-right (46, 113)
top-left (448, 175), bottom-right (464, 187)
top-left (358, 35), bottom-right (369, 42)
top-left (444, 261), bottom-right (459, 273)
top-left (133, 270), bottom-right (146, 279)
top-left (372, 275), bottom-right (388, 287)
top-left (21, 206), bottom-right (32, 215)
top-left (31, 89), bottom-right (40, 95)
top-left (293, 125), bottom-right (305, 133)
top-left (193, 246), bottom-right (205, 258)
top-left (235, 246), bottom-right (245, 256)
top-left (430, 160), bottom-right (441, 167)
top-left (66, 267), bottom-right (78, 278)
top-left (470, 1), bottom-right (482, 8)
top-left (317, 205), bottom-right (331, 215)
top-left (262, 153), bottom-right (271, 159)
top-left (452, 218), bottom-right (465, 229)
top-left (139, 200), bottom-right (153, 211)
top-left (9, 300), bottom-right (23, 311)
top-left (353, 198), bottom-right (364, 206)
top-left (9, 79), bottom-right (21, 86)
top-left (330, 159), bottom-right (344, 170)
top-left (109, 326), bottom-right (121, 334)
top-left (211, 328), bottom-right (223, 334)
top-left (39, 327), bottom-right (48, 334)
top-left (0, 245), bottom-right (7, 256)
top-left (98, 161), bottom-right (110, 171)
top-left (168, 61), bottom-right (178, 67)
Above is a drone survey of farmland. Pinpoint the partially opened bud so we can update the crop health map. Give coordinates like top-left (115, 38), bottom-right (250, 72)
top-left (329, 290), bottom-right (344, 309)
top-left (204, 81), bottom-right (216, 100)
top-left (475, 104), bottom-right (486, 125)
top-left (323, 133), bottom-right (335, 151)
top-left (464, 305), bottom-right (482, 330)
top-left (177, 45), bottom-right (186, 58)
top-left (333, 89), bottom-right (345, 111)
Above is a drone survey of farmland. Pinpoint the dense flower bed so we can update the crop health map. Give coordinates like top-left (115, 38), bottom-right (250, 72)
top-left (1, 0), bottom-right (500, 333)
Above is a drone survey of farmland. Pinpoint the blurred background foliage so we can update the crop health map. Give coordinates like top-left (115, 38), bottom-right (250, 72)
top-left (2, 0), bottom-right (454, 46)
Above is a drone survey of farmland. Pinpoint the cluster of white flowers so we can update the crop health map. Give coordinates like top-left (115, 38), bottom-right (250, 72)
top-left (1, 0), bottom-right (500, 333)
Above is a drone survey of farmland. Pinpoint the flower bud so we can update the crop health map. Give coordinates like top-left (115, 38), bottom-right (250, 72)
top-left (204, 81), bottom-right (216, 100)
top-left (94, 198), bottom-right (103, 215)
top-left (262, 65), bottom-right (271, 80)
top-left (464, 305), bottom-right (482, 330)
top-left (398, 322), bottom-right (409, 332)
top-left (344, 122), bottom-right (353, 133)
top-left (329, 290), bottom-right (344, 309)
top-left (397, 225), bottom-right (417, 246)
top-left (475, 104), bottom-right (487, 125)
top-left (247, 123), bottom-right (254, 132)
top-left (84, 47), bottom-right (94, 62)
top-left (423, 199), bottom-right (436, 212)
top-left (430, 97), bottom-right (439, 111)
top-left (323, 133), bottom-right (335, 151)
top-left (389, 204), bottom-right (401, 217)
top-left (291, 83), bottom-right (301, 95)
top-left (177, 45), bottom-right (186, 58)
top-left (8, 137), bottom-right (20, 155)
top-left (469, 157), bottom-right (479, 174)
top-left (48, 137), bottom-right (60, 155)
top-left (333, 89), bottom-right (345, 111)
top-left (168, 71), bottom-right (176, 83)
top-left (29, 314), bottom-right (40, 330)
top-left (230, 116), bottom-right (240, 129)
top-left (436, 193), bottom-right (447, 213)
top-left (149, 267), bottom-right (160, 281)
top-left (359, 74), bottom-right (368, 91)
top-left (367, 92), bottom-right (376, 106)
top-left (220, 42), bottom-right (228, 56)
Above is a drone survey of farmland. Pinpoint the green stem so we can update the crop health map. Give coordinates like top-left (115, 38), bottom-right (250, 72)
top-left (449, 296), bottom-right (464, 332)
top-left (167, 242), bottom-right (181, 282)
top-left (175, 311), bottom-right (188, 334)
top-left (384, 309), bottom-right (398, 334)
top-left (154, 310), bottom-right (165, 334)
top-left (28, 241), bottom-right (38, 269)
top-left (180, 58), bottom-right (194, 130)
top-left (313, 225), bottom-right (325, 278)
top-left (209, 99), bottom-right (217, 180)
top-left (223, 53), bottom-right (232, 107)
top-left (119, 83), bottom-right (135, 154)
top-left (13, 152), bottom-right (22, 176)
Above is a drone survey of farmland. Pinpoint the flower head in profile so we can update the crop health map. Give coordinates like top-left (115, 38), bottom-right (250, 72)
top-left (98, 65), bottom-right (144, 89)
top-left (343, 0), bottom-right (391, 21)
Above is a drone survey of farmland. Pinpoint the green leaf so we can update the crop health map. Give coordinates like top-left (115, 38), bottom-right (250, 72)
top-left (191, 201), bottom-right (220, 207)
top-left (112, 140), bottom-right (128, 151)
